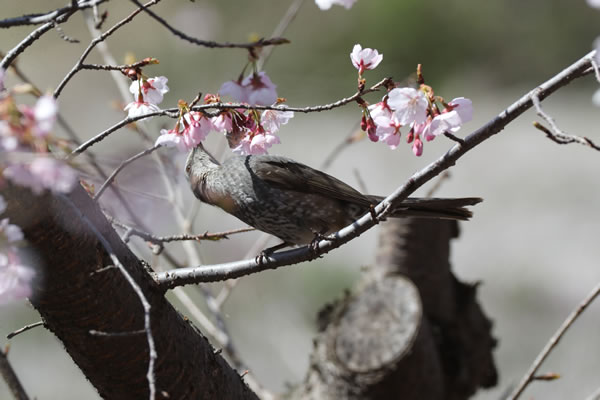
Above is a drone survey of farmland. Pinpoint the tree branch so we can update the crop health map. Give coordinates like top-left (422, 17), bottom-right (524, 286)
top-left (154, 51), bottom-right (595, 289)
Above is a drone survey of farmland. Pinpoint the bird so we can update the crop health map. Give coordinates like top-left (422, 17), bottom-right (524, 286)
top-left (185, 143), bottom-right (481, 247)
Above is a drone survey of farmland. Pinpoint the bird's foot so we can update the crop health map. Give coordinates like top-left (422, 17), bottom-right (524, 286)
top-left (255, 242), bottom-right (290, 266)
top-left (308, 232), bottom-right (333, 256)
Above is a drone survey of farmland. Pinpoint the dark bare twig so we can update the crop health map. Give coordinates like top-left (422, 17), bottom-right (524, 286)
top-left (507, 278), bottom-right (600, 400)
top-left (128, 0), bottom-right (289, 50)
top-left (108, 216), bottom-right (255, 244)
top-left (79, 58), bottom-right (158, 71)
top-left (153, 51), bottom-right (594, 288)
top-left (0, 0), bottom-right (107, 28)
top-left (257, 0), bottom-right (307, 70)
top-left (6, 321), bottom-right (45, 339)
top-left (0, 348), bottom-right (30, 400)
top-left (532, 90), bottom-right (600, 151)
top-left (54, 0), bottom-right (162, 98)
top-left (93, 144), bottom-right (161, 200)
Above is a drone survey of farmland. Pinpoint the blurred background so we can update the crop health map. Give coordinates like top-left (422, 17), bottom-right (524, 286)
top-left (1, 0), bottom-right (600, 398)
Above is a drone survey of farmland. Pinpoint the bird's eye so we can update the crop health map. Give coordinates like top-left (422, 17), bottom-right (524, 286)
top-left (185, 163), bottom-right (192, 175)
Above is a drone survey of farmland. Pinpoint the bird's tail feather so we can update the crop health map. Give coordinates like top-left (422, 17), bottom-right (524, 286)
top-left (366, 196), bottom-right (483, 221)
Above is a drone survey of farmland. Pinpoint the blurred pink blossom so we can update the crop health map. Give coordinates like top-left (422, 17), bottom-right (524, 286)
top-left (0, 251), bottom-right (35, 304)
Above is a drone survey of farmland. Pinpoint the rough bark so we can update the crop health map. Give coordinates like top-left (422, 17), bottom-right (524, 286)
top-left (2, 184), bottom-right (258, 400)
top-left (291, 218), bottom-right (497, 400)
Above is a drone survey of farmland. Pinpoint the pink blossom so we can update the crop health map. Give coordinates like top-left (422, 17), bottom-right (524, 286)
top-left (155, 128), bottom-right (189, 152)
top-left (412, 136), bottom-right (423, 157)
top-left (33, 95), bottom-right (58, 137)
top-left (448, 97), bottom-right (473, 126)
top-left (219, 72), bottom-right (278, 106)
top-left (129, 76), bottom-right (169, 105)
top-left (0, 218), bottom-right (24, 244)
top-left (350, 44), bottom-right (383, 75)
top-left (315, 0), bottom-right (357, 10)
top-left (372, 112), bottom-right (402, 149)
top-left (219, 80), bottom-right (248, 103)
top-left (124, 101), bottom-right (161, 119)
top-left (155, 112), bottom-right (212, 153)
top-left (387, 87), bottom-right (429, 125)
top-left (242, 72), bottom-right (278, 106)
top-left (261, 109), bottom-right (294, 133)
top-left (212, 112), bottom-right (233, 132)
top-left (3, 157), bottom-right (78, 195)
top-left (0, 251), bottom-right (35, 304)
top-left (186, 111), bottom-right (214, 142)
top-left (232, 132), bottom-right (281, 155)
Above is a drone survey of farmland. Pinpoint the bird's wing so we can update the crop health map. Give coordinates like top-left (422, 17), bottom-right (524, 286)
top-left (250, 156), bottom-right (373, 206)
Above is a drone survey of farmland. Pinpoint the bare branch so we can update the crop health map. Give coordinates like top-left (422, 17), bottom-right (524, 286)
top-left (507, 278), bottom-right (600, 400)
top-left (0, 348), bottom-right (30, 400)
top-left (94, 144), bottom-right (161, 200)
top-left (532, 90), bottom-right (600, 151)
top-left (128, 0), bottom-right (290, 50)
top-left (0, 0), bottom-right (107, 28)
top-left (6, 321), bottom-right (45, 340)
top-left (154, 51), bottom-right (594, 289)
top-left (54, 0), bottom-right (162, 98)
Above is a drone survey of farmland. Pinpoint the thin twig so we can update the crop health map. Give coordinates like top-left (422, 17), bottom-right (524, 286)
top-left (153, 51), bottom-right (594, 288)
top-left (257, 0), bottom-right (307, 70)
top-left (93, 144), bottom-right (161, 200)
top-left (61, 195), bottom-right (157, 400)
top-left (0, 348), bottom-right (30, 400)
top-left (128, 0), bottom-right (289, 50)
top-left (507, 278), bottom-right (600, 400)
top-left (54, 0), bottom-right (161, 98)
top-left (108, 216), bottom-right (254, 244)
top-left (0, 0), bottom-right (107, 28)
top-left (6, 321), bottom-right (45, 339)
top-left (531, 90), bottom-right (600, 151)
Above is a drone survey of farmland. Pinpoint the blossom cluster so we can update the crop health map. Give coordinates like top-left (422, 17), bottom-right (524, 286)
top-left (0, 195), bottom-right (35, 304)
top-left (0, 72), bottom-right (78, 194)
top-left (146, 71), bottom-right (294, 155)
top-left (351, 45), bottom-right (473, 156)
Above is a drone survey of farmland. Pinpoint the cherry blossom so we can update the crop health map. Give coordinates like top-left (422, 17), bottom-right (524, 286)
top-left (129, 76), bottom-right (169, 105)
top-left (124, 101), bottom-right (161, 119)
top-left (350, 44), bottom-right (383, 75)
top-left (232, 131), bottom-right (281, 155)
top-left (0, 251), bottom-right (35, 304)
top-left (33, 95), bottom-right (58, 137)
top-left (372, 113), bottom-right (402, 149)
top-left (3, 157), bottom-right (78, 195)
top-left (219, 80), bottom-right (248, 104)
top-left (387, 87), bottom-right (428, 125)
top-left (0, 218), bottom-right (24, 244)
top-left (212, 111), bottom-right (234, 132)
top-left (261, 110), bottom-right (294, 133)
top-left (219, 72), bottom-right (278, 106)
top-left (155, 111), bottom-right (213, 152)
top-left (315, 0), bottom-right (357, 10)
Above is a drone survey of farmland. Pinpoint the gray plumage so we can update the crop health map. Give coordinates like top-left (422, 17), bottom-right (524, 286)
top-left (185, 144), bottom-right (481, 245)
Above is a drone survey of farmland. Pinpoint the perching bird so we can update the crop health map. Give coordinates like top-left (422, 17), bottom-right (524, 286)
top-left (185, 144), bottom-right (481, 246)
